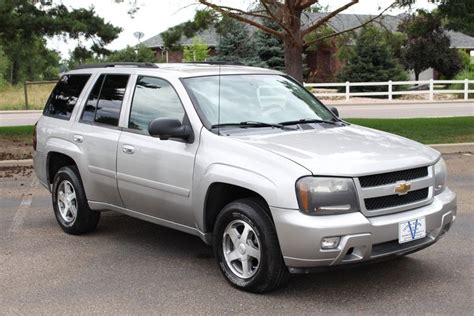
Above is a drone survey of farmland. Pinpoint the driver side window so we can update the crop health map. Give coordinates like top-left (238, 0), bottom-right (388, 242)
top-left (129, 76), bottom-right (185, 134)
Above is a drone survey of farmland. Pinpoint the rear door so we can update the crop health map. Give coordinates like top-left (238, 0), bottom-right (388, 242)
top-left (116, 75), bottom-right (198, 227)
top-left (73, 73), bottom-right (131, 207)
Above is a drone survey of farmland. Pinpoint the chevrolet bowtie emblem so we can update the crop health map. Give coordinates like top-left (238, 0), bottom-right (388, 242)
top-left (395, 182), bottom-right (411, 195)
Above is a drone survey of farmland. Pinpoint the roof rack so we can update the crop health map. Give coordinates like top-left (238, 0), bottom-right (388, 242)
top-left (184, 61), bottom-right (244, 66)
top-left (73, 62), bottom-right (159, 70)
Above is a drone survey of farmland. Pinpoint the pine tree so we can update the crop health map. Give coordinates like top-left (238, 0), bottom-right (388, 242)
top-left (254, 20), bottom-right (285, 71)
top-left (338, 25), bottom-right (407, 92)
top-left (212, 17), bottom-right (259, 64)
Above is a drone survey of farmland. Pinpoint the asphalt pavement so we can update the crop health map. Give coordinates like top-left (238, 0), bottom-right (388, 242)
top-left (0, 101), bottom-right (473, 126)
top-left (0, 154), bottom-right (473, 314)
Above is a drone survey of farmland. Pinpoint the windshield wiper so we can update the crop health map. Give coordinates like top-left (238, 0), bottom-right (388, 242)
top-left (211, 121), bottom-right (295, 130)
top-left (278, 118), bottom-right (341, 126)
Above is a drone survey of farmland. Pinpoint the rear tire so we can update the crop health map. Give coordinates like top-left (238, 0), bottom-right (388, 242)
top-left (52, 166), bottom-right (100, 235)
top-left (213, 198), bottom-right (289, 293)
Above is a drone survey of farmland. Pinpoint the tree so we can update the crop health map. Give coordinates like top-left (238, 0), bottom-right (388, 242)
top-left (0, 45), bottom-right (9, 87)
top-left (436, 0), bottom-right (474, 36)
top-left (338, 25), bottom-right (407, 91)
top-left (211, 17), bottom-right (260, 65)
top-left (254, 20), bottom-right (285, 71)
top-left (183, 37), bottom-right (209, 62)
top-left (197, 0), bottom-right (402, 82)
top-left (399, 10), bottom-right (463, 80)
top-left (107, 44), bottom-right (158, 63)
top-left (0, 0), bottom-right (121, 83)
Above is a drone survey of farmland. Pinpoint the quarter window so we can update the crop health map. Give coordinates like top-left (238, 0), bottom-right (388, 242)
top-left (128, 76), bottom-right (185, 133)
top-left (43, 74), bottom-right (91, 119)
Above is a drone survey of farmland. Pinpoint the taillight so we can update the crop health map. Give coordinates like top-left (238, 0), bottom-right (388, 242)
top-left (33, 122), bottom-right (37, 151)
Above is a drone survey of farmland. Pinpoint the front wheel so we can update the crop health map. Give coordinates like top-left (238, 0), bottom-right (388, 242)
top-left (213, 198), bottom-right (289, 293)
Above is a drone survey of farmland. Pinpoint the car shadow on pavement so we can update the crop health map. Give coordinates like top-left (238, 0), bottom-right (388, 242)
top-left (93, 211), bottom-right (450, 300)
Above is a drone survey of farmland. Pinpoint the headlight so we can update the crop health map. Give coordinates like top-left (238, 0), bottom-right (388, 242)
top-left (296, 177), bottom-right (359, 215)
top-left (434, 158), bottom-right (447, 195)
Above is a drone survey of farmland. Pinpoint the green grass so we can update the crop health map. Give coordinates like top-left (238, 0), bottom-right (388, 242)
top-left (347, 117), bottom-right (474, 144)
top-left (0, 125), bottom-right (34, 137)
top-left (1, 117), bottom-right (473, 145)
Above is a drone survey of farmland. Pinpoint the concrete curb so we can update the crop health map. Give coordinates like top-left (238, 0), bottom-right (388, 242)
top-left (429, 142), bottom-right (474, 154)
top-left (0, 143), bottom-right (472, 168)
top-left (0, 159), bottom-right (33, 167)
top-left (0, 110), bottom-right (43, 114)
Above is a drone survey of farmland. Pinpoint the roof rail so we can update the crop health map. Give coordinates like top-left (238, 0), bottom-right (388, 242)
top-left (184, 61), bottom-right (244, 66)
top-left (73, 62), bottom-right (159, 70)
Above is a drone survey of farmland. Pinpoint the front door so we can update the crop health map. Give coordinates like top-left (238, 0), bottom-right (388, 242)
top-left (116, 76), bottom-right (198, 227)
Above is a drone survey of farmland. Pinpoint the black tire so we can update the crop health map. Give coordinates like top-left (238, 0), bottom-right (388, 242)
top-left (213, 198), bottom-right (289, 293)
top-left (52, 165), bottom-right (100, 235)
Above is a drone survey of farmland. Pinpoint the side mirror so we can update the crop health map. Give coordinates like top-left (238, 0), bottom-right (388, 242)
top-left (329, 106), bottom-right (339, 117)
top-left (148, 118), bottom-right (193, 141)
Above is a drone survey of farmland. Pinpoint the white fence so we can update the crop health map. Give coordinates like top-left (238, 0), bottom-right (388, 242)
top-left (304, 79), bottom-right (474, 101)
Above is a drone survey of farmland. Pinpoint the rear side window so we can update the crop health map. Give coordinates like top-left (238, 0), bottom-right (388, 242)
top-left (43, 74), bottom-right (91, 119)
top-left (81, 74), bottom-right (129, 127)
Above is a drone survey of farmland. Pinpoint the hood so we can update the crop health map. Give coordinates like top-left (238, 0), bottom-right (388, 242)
top-left (232, 125), bottom-right (440, 176)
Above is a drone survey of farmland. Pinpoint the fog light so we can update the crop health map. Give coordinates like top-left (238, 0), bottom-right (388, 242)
top-left (321, 237), bottom-right (341, 250)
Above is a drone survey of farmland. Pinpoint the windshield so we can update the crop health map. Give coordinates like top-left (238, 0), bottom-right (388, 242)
top-left (182, 74), bottom-right (335, 127)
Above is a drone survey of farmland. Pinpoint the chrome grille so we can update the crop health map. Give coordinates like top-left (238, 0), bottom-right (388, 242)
top-left (364, 188), bottom-right (429, 210)
top-left (359, 167), bottom-right (428, 188)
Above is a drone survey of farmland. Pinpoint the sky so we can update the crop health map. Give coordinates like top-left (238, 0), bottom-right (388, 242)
top-left (48, 0), bottom-right (437, 60)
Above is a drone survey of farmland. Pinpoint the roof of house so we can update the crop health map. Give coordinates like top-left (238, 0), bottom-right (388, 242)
top-left (142, 12), bottom-right (474, 50)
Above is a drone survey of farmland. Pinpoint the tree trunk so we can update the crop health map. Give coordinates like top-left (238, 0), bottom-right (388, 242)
top-left (282, 7), bottom-right (304, 83)
top-left (283, 39), bottom-right (304, 83)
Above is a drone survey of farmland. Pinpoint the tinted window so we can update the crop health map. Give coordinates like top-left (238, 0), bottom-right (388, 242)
top-left (81, 75), bottom-right (105, 123)
top-left (94, 75), bottom-right (129, 126)
top-left (129, 76), bottom-right (185, 133)
top-left (44, 74), bottom-right (91, 119)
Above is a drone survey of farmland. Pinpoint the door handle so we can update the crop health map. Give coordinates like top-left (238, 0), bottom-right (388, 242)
top-left (122, 144), bottom-right (135, 154)
top-left (73, 135), bottom-right (83, 143)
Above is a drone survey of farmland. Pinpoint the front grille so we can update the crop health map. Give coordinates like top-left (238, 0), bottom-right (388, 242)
top-left (359, 167), bottom-right (428, 188)
top-left (364, 188), bottom-right (429, 210)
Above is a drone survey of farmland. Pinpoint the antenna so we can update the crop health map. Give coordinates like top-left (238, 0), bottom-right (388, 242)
top-left (133, 31), bottom-right (145, 44)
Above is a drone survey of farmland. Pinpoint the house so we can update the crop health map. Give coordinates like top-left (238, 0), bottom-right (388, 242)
top-left (142, 13), bottom-right (474, 82)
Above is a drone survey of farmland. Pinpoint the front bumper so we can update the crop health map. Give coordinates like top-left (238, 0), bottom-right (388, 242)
top-left (271, 188), bottom-right (456, 271)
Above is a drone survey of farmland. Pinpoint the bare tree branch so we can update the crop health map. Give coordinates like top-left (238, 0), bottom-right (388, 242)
top-left (302, 0), bottom-right (359, 36)
top-left (198, 0), bottom-right (284, 39)
top-left (261, 0), bottom-right (293, 38)
top-left (297, 0), bottom-right (320, 10)
top-left (303, 2), bottom-right (397, 47)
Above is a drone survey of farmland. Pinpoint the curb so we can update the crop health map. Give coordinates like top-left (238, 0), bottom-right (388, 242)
top-left (429, 142), bottom-right (474, 154)
top-left (0, 143), bottom-right (472, 168)
top-left (0, 110), bottom-right (43, 114)
top-left (0, 159), bottom-right (33, 167)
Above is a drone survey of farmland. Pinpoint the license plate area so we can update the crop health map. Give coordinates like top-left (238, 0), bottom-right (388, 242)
top-left (398, 217), bottom-right (426, 244)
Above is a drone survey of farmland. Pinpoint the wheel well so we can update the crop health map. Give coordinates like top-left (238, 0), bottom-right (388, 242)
top-left (47, 152), bottom-right (77, 184)
top-left (204, 183), bottom-right (271, 233)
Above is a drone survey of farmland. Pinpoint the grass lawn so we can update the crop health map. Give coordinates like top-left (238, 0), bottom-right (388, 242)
top-left (0, 117), bottom-right (472, 160)
top-left (347, 117), bottom-right (474, 144)
top-left (0, 83), bottom-right (55, 110)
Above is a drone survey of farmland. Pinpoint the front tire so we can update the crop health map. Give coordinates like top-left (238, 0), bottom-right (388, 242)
top-left (52, 166), bottom-right (100, 235)
top-left (213, 198), bottom-right (289, 293)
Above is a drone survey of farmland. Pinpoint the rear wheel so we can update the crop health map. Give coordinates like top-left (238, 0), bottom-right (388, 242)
top-left (52, 166), bottom-right (100, 235)
top-left (213, 198), bottom-right (289, 293)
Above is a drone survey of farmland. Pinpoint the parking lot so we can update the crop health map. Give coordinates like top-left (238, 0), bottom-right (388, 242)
top-left (1, 153), bottom-right (473, 314)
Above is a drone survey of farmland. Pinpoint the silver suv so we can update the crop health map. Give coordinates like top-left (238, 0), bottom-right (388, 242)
top-left (33, 63), bottom-right (456, 292)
